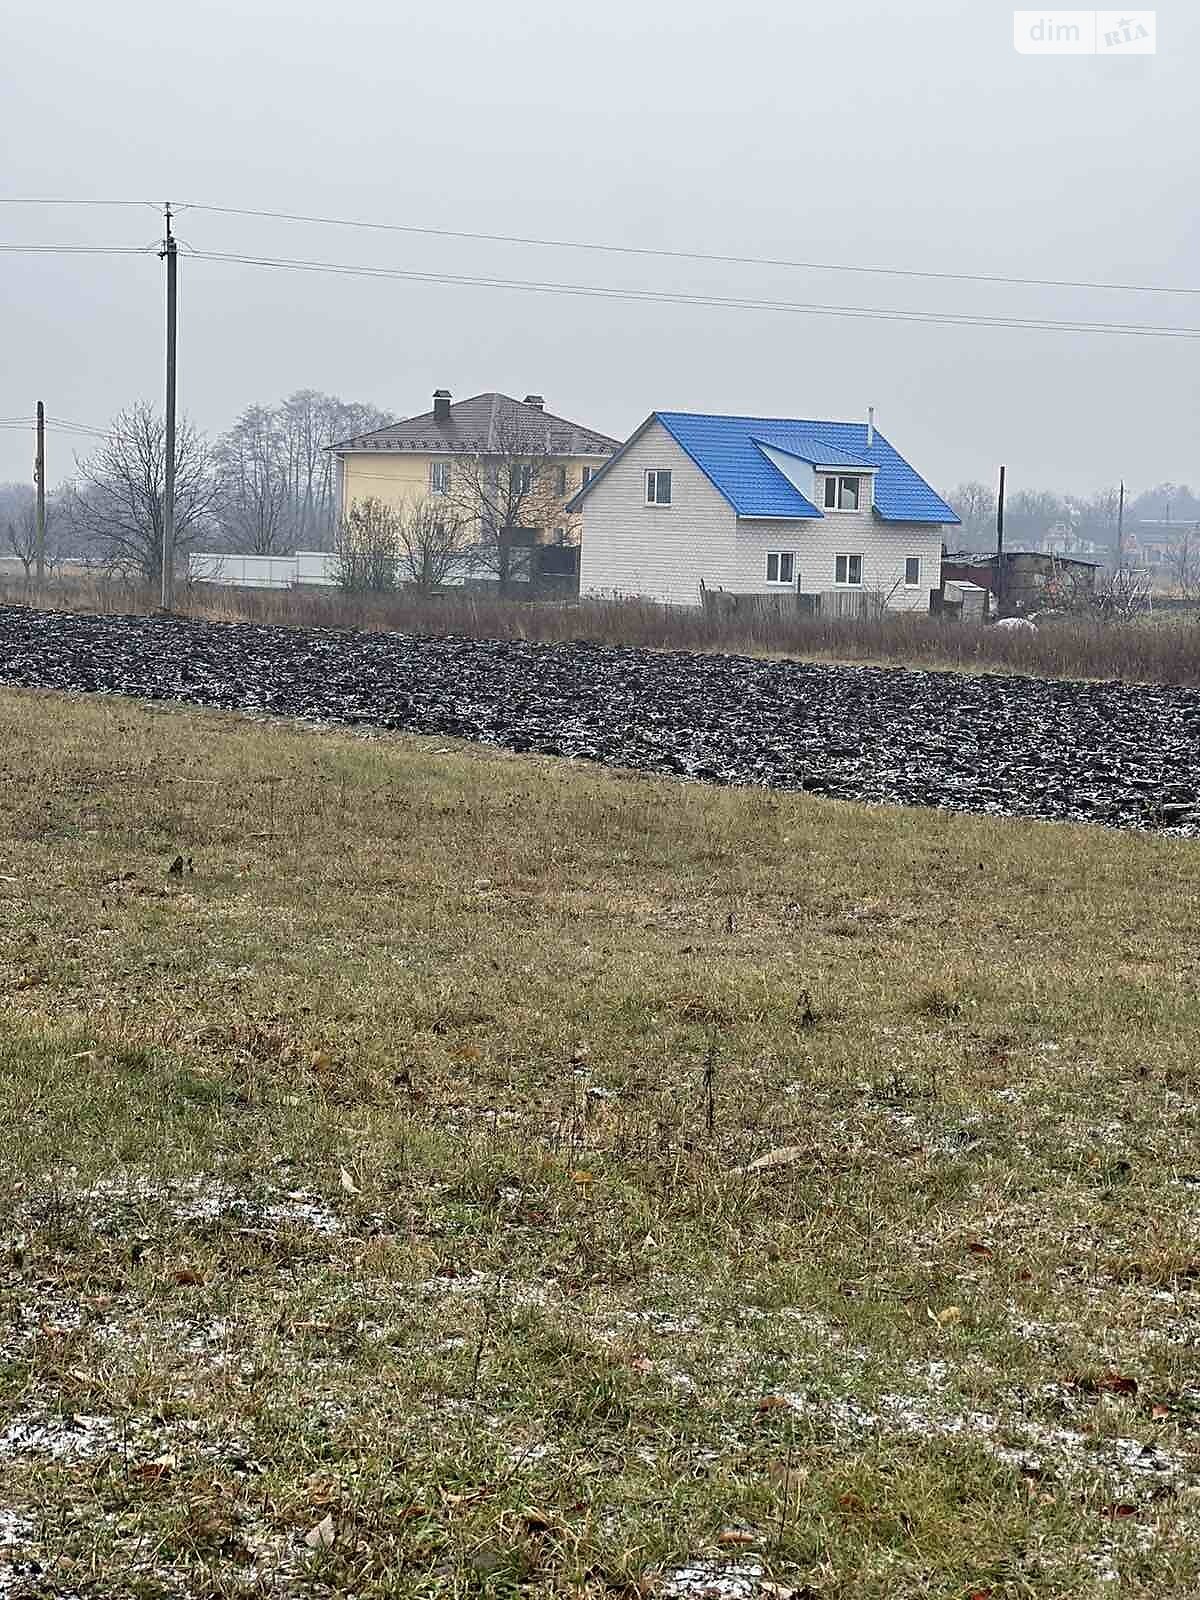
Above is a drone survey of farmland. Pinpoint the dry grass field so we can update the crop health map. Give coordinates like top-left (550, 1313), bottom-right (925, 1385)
top-left (1, 687), bottom-right (1199, 1597)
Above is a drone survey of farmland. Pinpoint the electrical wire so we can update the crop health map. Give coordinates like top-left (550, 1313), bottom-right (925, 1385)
top-left (183, 248), bottom-right (1200, 341)
top-left (179, 200), bottom-right (1200, 300)
top-left (2, 194), bottom-right (1196, 299)
top-left (0, 245), bottom-right (157, 255)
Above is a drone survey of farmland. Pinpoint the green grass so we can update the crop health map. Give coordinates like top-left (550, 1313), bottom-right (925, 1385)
top-left (1, 687), bottom-right (1199, 1597)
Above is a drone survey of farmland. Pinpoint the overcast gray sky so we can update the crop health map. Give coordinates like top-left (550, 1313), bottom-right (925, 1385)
top-left (1, 0), bottom-right (1194, 497)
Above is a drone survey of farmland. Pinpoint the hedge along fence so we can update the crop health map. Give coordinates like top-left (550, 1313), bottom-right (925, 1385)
top-left (1, 573), bottom-right (1199, 688)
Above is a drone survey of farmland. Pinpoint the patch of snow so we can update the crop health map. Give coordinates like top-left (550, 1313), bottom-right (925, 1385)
top-left (0, 1411), bottom-right (116, 1462)
top-left (661, 1560), bottom-right (763, 1599)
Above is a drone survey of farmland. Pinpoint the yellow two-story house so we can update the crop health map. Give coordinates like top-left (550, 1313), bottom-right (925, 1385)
top-left (331, 390), bottom-right (621, 572)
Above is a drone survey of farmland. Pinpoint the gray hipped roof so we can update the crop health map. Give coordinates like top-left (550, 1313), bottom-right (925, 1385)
top-left (332, 393), bottom-right (621, 457)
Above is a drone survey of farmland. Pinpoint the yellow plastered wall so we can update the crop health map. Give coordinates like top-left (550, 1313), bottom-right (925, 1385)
top-left (338, 453), bottom-right (605, 544)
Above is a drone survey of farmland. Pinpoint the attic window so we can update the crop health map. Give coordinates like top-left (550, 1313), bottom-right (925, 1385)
top-left (430, 461), bottom-right (450, 495)
top-left (645, 469), bottom-right (672, 506)
top-left (823, 475), bottom-right (861, 512)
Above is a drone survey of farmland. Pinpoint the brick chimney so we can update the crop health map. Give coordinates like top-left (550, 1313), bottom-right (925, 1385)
top-left (433, 389), bottom-right (452, 423)
top-left (523, 394), bottom-right (545, 410)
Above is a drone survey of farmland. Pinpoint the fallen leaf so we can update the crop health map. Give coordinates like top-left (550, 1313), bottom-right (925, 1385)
top-left (305, 1512), bottom-right (336, 1550)
top-left (172, 1268), bottom-right (206, 1287)
top-left (1073, 1372), bottom-right (1138, 1397)
top-left (132, 1455), bottom-right (175, 1484)
top-left (571, 1170), bottom-right (594, 1185)
top-left (760, 1584), bottom-right (799, 1600)
top-left (717, 1530), bottom-right (758, 1547)
top-left (756, 1395), bottom-right (796, 1414)
top-left (929, 1305), bottom-right (962, 1327)
top-left (522, 1511), bottom-right (560, 1536)
top-left (965, 1240), bottom-right (993, 1259)
top-left (1151, 1402), bottom-right (1171, 1421)
top-left (740, 1146), bottom-right (806, 1174)
top-left (1102, 1502), bottom-right (1137, 1520)
top-left (310, 1050), bottom-right (333, 1072)
top-left (339, 1166), bottom-right (360, 1196)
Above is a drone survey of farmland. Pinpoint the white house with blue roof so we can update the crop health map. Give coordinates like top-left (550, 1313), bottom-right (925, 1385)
top-left (566, 411), bottom-right (960, 611)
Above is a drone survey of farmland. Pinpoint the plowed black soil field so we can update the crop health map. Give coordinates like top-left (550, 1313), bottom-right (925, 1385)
top-left (2, 605), bottom-right (1197, 832)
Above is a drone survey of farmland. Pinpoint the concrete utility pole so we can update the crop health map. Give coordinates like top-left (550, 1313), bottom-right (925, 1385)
top-left (34, 401), bottom-right (45, 592)
top-left (995, 464), bottom-right (1006, 615)
top-left (160, 203), bottom-right (178, 610)
top-left (1115, 479), bottom-right (1125, 570)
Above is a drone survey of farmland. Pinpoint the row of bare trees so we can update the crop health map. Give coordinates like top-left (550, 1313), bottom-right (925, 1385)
top-left (213, 391), bottom-right (395, 554)
top-left (1, 391), bottom-right (396, 585)
top-left (3, 393), bottom-right (573, 593)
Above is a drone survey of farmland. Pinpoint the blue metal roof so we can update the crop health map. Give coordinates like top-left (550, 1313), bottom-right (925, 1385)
top-left (652, 412), bottom-right (960, 524)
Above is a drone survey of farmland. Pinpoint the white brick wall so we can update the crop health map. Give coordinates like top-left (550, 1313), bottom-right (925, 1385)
top-left (579, 420), bottom-right (736, 607)
top-left (579, 424), bottom-right (946, 611)
top-left (731, 505), bottom-right (945, 612)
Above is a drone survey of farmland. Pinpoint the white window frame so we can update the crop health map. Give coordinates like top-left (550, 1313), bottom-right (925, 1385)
top-left (823, 474), bottom-right (863, 513)
top-left (510, 463), bottom-right (534, 496)
top-left (581, 465), bottom-right (596, 487)
top-left (555, 464), bottom-right (568, 496)
top-left (430, 460), bottom-right (451, 496)
top-left (904, 556), bottom-right (922, 587)
top-left (765, 551), bottom-right (796, 586)
top-left (835, 553), bottom-right (864, 587)
top-left (645, 468), bottom-right (672, 506)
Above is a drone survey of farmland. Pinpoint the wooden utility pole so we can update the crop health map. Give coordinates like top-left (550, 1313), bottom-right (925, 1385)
top-left (34, 401), bottom-right (45, 592)
top-left (160, 203), bottom-right (178, 610)
top-left (995, 464), bottom-right (1006, 616)
top-left (1115, 479), bottom-right (1125, 570)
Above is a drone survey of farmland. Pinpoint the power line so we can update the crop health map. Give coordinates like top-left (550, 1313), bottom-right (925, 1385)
top-left (0, 245), bottom-right (156, 255)
top-left (180, 200), bottom-right (1200, 300)
top-left (2, 193), bottom-right (1195, 298)
top-left (0, 198), bottom-right (161, 209)
top-left (184, 248), bottom-right (1200, 340)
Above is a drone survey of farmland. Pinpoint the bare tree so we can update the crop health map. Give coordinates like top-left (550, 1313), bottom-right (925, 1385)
top-left (942, 481), bottom-right (997, 549)
top-left (5, 490), bottom-right (67, 581)
top-left (279, 391), bottom-right (396, 547)
top-left (395, 497), bottom-right (466, 590)
top-left (214, 405), bottom-right (292, 554)
top-left (1091, 564), bottom-right (1153, 620)
top-left (446, 412), bottom-right (564, 595)
top-left (1164, 527), bottom-right (1200, 600)
top-left (333, 497), bottom-right (400, 592)
top-left (69, 403), bottom-right (219, 582)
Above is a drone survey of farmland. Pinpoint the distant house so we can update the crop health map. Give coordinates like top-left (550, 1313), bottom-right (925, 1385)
top-left (329, 391), bottom-right (621, 576)
top-left (567, 411), bottom-right (959, 611)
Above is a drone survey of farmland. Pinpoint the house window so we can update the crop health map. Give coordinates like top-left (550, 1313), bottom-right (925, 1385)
top-left (645, 469), bottom-right (672, 506)
top-left (823, 475), bottom-right (861, 512)
top-left (835, 554), bottom-right (863, 586)
top-left (904, 556), bottom-right (921, 587)
top-left (430, 461), bottom-right (450, 496)
top-left (581, 465), bottom-right (597, 487)
top-left (556, 465), bottom-right (568, 495)
top-left (509, 463), bottom-right (534, 495)
top-left (766, 552), bottom-right (796, 585)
